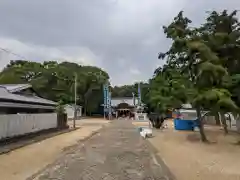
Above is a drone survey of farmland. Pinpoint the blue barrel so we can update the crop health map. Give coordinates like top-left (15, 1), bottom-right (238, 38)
top-left (174, 118), bottom-right (195, 131)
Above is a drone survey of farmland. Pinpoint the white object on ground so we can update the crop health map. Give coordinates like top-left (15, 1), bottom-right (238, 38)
top-left (140, 128), bottom-right (153, 139)
top-left (162, 123), bottom-right (168, 129)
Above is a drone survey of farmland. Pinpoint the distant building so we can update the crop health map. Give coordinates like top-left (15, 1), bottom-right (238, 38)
top-left (0, 84), bottom-right (60, 140)
top-left (0, 84), bottom-right (56, 114)
top-left (111, 97), bottom-right (139, 118)
top-left (181, 103), bottom-right (192, 109)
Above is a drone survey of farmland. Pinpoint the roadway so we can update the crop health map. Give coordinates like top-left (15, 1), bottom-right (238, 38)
top-left (32, 120), bottom-right (174, 180)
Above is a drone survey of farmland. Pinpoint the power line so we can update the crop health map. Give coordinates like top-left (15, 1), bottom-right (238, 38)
top-left (0, 47), bottom-right (27, 60)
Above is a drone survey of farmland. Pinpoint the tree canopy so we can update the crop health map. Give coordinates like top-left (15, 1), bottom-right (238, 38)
top-left (111, 82), bottom-right (150, 105)
top-left (0, 60), bottom-right (109, 115)
top-left (146, 10), bottom-right (240, 141)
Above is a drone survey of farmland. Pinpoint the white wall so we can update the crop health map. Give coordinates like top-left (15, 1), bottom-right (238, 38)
top-left (77, 107), bottom-right (82, 117)
top-left (65, 106), bottom-right (74, 119)
top-left (135, 113), bottom-right (148, 121)
top-left (65, 106), bottom-right (82, 119)
top-left (0, 113), bottom-right (57, 140)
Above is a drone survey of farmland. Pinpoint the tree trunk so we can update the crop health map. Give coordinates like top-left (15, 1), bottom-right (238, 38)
top-left (196, 107), bottom-right (208, 142)
top-left (215, 112), bottom-right (220, 125)
top-left (220, 112), bottom-right (228, 134)
top-left (84, 100), bottom-right (87, 116)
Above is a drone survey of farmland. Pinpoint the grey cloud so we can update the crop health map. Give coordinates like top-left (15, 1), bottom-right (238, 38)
top-left (0, 0), bottom-right (239, 85)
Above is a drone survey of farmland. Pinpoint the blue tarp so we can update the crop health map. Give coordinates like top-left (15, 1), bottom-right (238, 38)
top-left (174, 118), bottom-right (199, 131)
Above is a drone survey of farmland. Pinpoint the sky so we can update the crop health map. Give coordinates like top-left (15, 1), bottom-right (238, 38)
top-left (0, 0), bottom-right (239, 86)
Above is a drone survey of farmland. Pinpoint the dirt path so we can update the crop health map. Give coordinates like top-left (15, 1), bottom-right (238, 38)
top-left (148, 120), bottom-right (240, 180)
top-left (32, 120), bottom-right (174, 180)
top-left (0, 119), bottom-right (108, 180)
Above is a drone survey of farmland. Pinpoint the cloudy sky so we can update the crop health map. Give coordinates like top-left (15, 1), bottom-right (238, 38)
top-left (0, 0), bottom-right (239, 86)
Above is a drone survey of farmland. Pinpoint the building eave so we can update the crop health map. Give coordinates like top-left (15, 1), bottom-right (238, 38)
top-left (0, 84), bottom-right (32, 93)
top-left (0, 86), bottom-right (56, 106)
top-left (0, 102), bottom-right (56, 110)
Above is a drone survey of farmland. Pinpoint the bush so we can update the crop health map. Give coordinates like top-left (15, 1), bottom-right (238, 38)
top-left (56, 100), bottom-right (66, 115)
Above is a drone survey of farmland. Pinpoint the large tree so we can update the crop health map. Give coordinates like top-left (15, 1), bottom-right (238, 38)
top-left (155, 10), bottom-right (239, 141)
top-left (0, 60), bottom-right (109, 115)
top-left (149, 65), bottom-right (190, 114)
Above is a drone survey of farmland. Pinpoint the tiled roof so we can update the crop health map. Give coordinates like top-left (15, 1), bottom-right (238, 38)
top-left (0, 86), bottom-right (56, 105)
top-left (0, 84), bottom-right (32, 93)
top-left (111, 97), bottom-right (139, 107)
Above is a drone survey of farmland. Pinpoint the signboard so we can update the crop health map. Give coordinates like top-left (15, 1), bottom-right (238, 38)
top-left (103, 83), bottom-right (111, 113)
top-left (103, 84), bottom-right (109, 112)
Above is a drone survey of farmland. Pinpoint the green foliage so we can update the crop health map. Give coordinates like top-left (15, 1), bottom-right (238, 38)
top-left (56, 100), bottom-right (66, 115)
top-left (111, 82), bottom-right (150, 105)
top-left (149, 65), bottom-right (189, 114)
top-left (155, 10), bottom-right (239, 113)
top-left (0, 60), bottom-right (109, 115)
top-left (230, 74), bottom-right (240, 107)
top-left (148, 10), bottom-right (240, 140)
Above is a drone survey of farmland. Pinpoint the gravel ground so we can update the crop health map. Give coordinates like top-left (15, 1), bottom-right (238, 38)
top-left (32, 120), bottom-right (174, 180)
top-left (148, 120), bottom-right (240, 180)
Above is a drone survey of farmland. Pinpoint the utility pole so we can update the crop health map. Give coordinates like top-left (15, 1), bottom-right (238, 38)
top-left (73, 73), bottom-right (77, 128)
